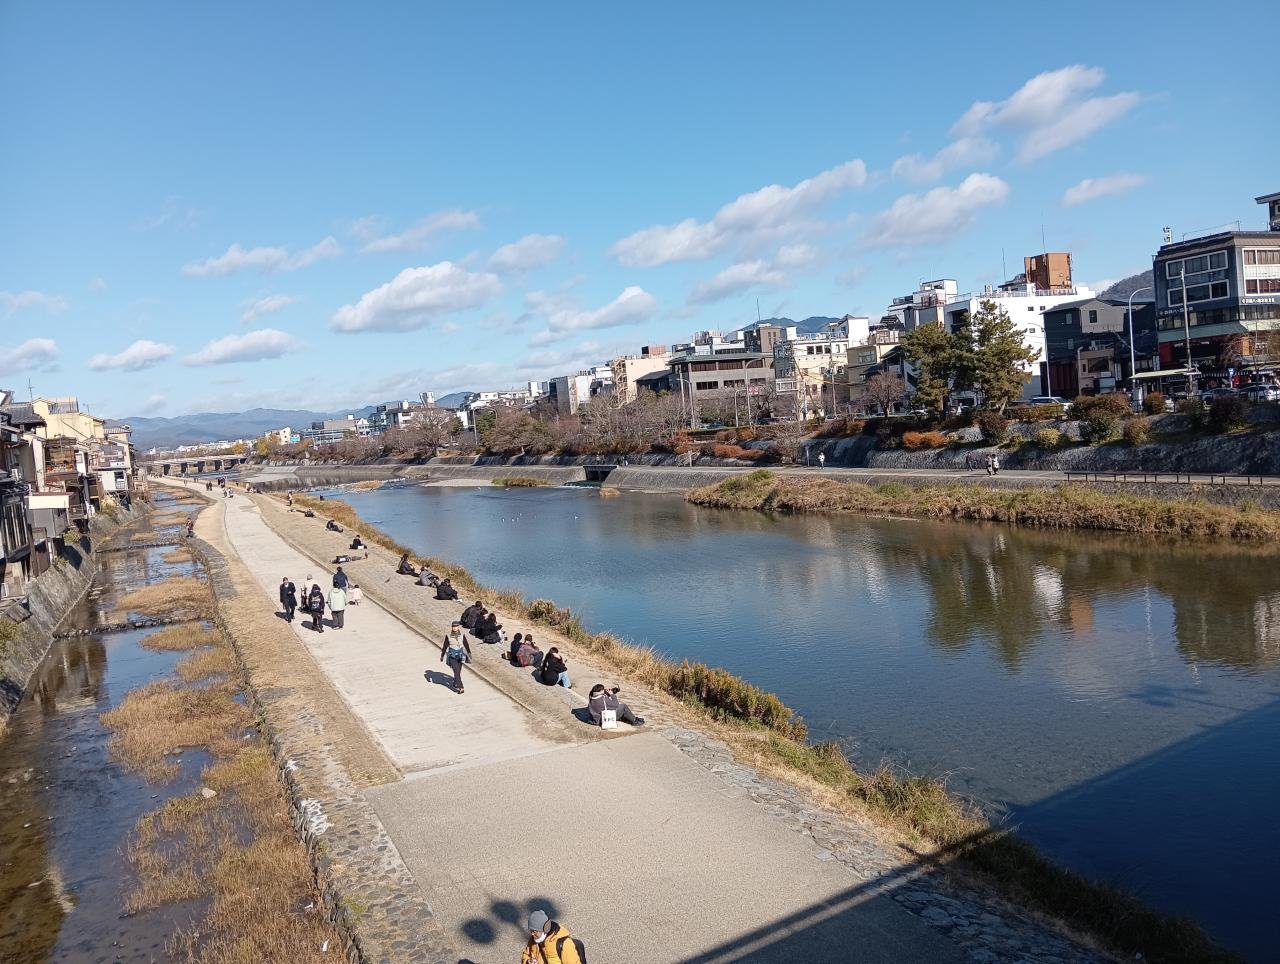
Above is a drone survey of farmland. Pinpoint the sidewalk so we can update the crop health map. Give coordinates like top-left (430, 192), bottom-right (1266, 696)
top-left (207, 484), bottom-right (1095, 963)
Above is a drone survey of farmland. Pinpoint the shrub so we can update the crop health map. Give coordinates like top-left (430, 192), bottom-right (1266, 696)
top-left (1208, 396), bottom-right (1246, 433)
top-left (1081, 411), bottom-right (1120, 445)
top-left (711, 443), bottom-right (764, 461)
top-left (813, 417), bottom-right (865, 438)
top-left (874, 425), bottom-right (896, 449)
top-left (1070, 393), bottom-right (1131, 419)
top-left (976, 410), bottom-right (1008, 444)
top-left (902, 430), bottom-right (948, 450)
top-left (1142, 392), bottom-right (1166, 415)
top-left (941, 411), bottom-right (975, 431)
top-left (1177, 397), bottom-right (1207, 429)
top-left (1033, 428), bottom-right (1062, 450)
top-left (1008, 404), bottom-right (1064, 423)
top-left (1123, 417), bottom-right (1151, 446)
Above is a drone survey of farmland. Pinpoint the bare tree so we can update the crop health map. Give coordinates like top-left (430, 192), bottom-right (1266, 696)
top-left (859, 373), bottom-right (906, 415)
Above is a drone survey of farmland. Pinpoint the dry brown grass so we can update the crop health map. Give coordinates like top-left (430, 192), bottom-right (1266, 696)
top-left (142, 624), bottom-right (221, 652)
top-left (599, 486), bottom-right (621, 498)
top-left (162, 547), bottom-right (193, 563)
top-left (176, 645), bottom-right (236, 682)
top-left (117, 577), bottom-right (209, 619)
top-left (153, 511), bottom-right (189, 527)
top-left (101, 681), bottom-right (249, 781)
top-left (126, 746), bottom-right (335, 963)
top-left (352, 479), bottom-right (384, 491)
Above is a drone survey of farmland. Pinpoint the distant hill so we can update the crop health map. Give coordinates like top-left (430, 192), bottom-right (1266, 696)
top-left (433, 391), bottom-right (475, 409)
top-left (1100, 271), bottom-right (1155, 301)
top-left (122, 406), bottom-right (373, 449)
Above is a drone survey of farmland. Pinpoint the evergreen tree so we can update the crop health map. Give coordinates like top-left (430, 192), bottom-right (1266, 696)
top-left (902, 321), bottom-right (960, 414)
top-left (968, 299), bottom-right (1039, 412)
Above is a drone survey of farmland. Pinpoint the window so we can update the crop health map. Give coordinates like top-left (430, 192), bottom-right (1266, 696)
top-left (1027, 306), bottom-right (1035, 311)
top-left (1244, 249), bottom-right (1280, 266)
top-left (1169, 281), bottom-right (1229, 306)
top-left (695, 381), bottom-right (717, 391)
top-left (1166, 251), bottom-right (1228, 279)
top-left (748, 377), bottom-right (767, 385)
top-left (1248, 278), bottom-right (1280, 294)
top-left (691, 361), bottom-right (716, 372)
top-left (722, 379), bottom-right (745, 388)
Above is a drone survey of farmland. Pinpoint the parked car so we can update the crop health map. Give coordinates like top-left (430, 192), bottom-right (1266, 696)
top-left (1198, 388), bottom-right (1238, 403)
top-left (1239, 384), bottom-right (1280, 403)
top-left (1028, 395), bottom-right (1069, 406)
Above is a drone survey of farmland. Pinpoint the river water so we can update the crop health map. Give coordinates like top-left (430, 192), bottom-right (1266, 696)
top-left (333, 482), bottom-right (1280, 960)
top-left (0, 496), bottom-right (211, 962)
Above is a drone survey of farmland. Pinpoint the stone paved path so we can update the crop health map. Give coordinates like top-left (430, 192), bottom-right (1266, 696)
top-left (212, 485), bottom-right (1098, 964)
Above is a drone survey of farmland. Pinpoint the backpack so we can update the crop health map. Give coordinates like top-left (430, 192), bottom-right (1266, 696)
top-left (555, 936), bottom-right (586, 963)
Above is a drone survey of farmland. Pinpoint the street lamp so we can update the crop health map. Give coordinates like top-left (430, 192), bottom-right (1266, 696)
top-left (1180, 267), bottom-right (1194, 397)
top-left (1127, 285), bottom-right (1153, 406)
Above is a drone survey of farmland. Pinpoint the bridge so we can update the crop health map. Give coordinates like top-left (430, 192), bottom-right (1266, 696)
top-left (143, 454), bottom-right (250, 476)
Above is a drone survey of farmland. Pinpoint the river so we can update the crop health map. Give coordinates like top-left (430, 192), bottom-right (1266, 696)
top-left (330, 481), bottom-right (1280, 960)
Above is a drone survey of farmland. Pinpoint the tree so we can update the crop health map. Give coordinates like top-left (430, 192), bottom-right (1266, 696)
top-left (414, 408), bottom-right (463, 450)
top-left (902, 321), bottom-right (961, 414)
top-left (964, 300), bottom-right (1039, 413)
top-left (860, 373), bottom-right (906, 415)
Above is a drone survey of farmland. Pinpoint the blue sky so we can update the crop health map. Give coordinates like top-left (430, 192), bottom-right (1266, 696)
top-left (2, 1), bottom-right (1276, 418)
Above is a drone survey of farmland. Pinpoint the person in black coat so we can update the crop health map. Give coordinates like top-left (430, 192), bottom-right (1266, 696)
top-left (460, 601), bottom-right (485, 630)
top-left (279, 577), bottom-right (297, 622)
top-left (308, 584), bottom-right (326, 633)
top-left (435, 578), bottom-right (458, 600)
top-left (482, 620), bottom-right (504, 645)
top-left (539, 647), bottom-right (570, 688)
top-left (473, 611), bottom-right (496, 639)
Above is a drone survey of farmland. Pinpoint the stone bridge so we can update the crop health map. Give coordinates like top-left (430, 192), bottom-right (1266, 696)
top-left (143, 455), bottom-right (250, 476)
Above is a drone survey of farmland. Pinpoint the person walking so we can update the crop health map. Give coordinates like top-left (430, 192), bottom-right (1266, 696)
top-left (521, 910), bottom-right (584, 964)
top-left (280, 577), bottom-right (297, 622)
top-left (332, 566), bottom-right (349, 590)
top-left (308, 584), bottom-right (326, 633)
top-left (439, 621), bottom-right (472, 694)
top-left (328, 585), bottom-right (348, 629)
top-left (818, 451), bottom-right (826, 469)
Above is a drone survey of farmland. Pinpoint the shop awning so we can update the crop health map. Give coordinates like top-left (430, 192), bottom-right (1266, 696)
top-left (1131, 368), bottom-right (1197, 380)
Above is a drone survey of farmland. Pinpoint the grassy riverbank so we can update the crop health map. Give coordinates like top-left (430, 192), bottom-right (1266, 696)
top-left (491, 476), bottom-right (548, 488)
top-left (688, 470), bottom-right (1280, 541)
top-left (287, 491), bottom-right (1233, 962)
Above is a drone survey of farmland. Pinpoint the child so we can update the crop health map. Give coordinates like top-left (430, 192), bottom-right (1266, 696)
top-left (348, 584), bottom-right (363, 606)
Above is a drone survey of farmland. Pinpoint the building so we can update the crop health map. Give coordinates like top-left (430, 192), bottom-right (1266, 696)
top-left (609, 350), bottom-right (670, 404)
top-left (668, 350), bottom-right (775, 423)
top-left (845, 329), bottom-right (905, 400)
top-left (299, 415), bottom-right (368, 446)
top-left (1151, 192), bottom-right (1280, 389)
top-left (742, 323), bottom-right (797, 354)
top-left (365, 401), bottom-right (418, 435)
top-left (548, 366), bottom-right (614, 417)
top-left (1042, 298), bottom-right (1158, 398)
top-left (772, 323), bottom-right (861, 417)
top-left (884, 279), bottom-right (957, 330)
top-left (941, 253), bottom-right (1096, 399)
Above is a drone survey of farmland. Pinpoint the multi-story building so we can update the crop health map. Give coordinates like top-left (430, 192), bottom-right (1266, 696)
top-left (667, 350), bottom-right (775, 419)
top-left (365, 401), bottom-right (418, 435)
top-left (1042, 298), bottom-right (1158, 399)
top-left (884, 279), bottom-right (957, 330)
top-left (299, 415), bottom-right (368, 446)
top-left (548, 367), bottom-right (614, 417)
top-left (609, 350), bottom-right (671, 404)
top-left (845, 328), bottom-right (906, 401)
top-left (1151, 191), bottom-right (1280, 387)
top-left (772, 320), bottom-right (864, 417)
top-left (942, 253), bottom-right (1096, 399)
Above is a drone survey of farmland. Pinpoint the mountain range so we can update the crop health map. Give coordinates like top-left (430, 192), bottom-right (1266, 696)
top-left (122, 407), bottom-right (373, 449)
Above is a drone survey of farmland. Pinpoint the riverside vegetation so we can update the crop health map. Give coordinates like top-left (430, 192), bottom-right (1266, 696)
top-left (688, 470), bottom-right (1280, 542)
top-left (287, 492), bottom-right (1233, 962)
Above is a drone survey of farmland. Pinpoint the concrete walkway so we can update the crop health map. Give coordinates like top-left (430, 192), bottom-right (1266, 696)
top-left (205, 483), bottom-right (1087, 963)
top-left (219, 497), bottom-right (567, 776)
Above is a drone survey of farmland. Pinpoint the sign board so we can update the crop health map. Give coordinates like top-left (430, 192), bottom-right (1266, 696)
top-left (775, 378), bottom-right (797, 393)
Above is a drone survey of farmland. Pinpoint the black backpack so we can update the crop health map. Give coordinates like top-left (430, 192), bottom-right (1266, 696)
top-left (555, 936), bottom-right (586, 963)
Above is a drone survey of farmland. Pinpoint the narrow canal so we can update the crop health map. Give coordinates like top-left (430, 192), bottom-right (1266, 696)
top-left (334, 481), bottom-right (1280, 960)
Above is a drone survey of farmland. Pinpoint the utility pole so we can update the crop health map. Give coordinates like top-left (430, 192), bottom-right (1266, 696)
top-left (1127, 285), bottom-right (1153, 406)
top-left (1180, 267), bottom-right (1194, 398)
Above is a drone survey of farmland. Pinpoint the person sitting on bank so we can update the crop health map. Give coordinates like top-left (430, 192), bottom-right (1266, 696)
top-left (332, 553), bottom-right (352, 565)
top-left (587, 684), bottom-right (645, 726)
top-left (481, 619), bottom-right (504, 645)
top-left (396, 553), bottom-right (418, 576)
top-left (435, 578), bottom-right (458, 600)
top-left (417, 567), bottom-right (439, 588)
top-left (302, 509), bottom-right (316, 518)
top-left (460, 601), bottom-right (485, 630)
top-left (473, 610), bottom-right (497, 640)
top-left (515, 635), bottom-right (542, 668)
top-left (349, 534), bottom-right (366, 550)
top-left (325, 519), bottom-right (342, 532)
top-left (539, 647), bottom-right (571, 688)
top-left (506, 632), bottom-right (524, 663)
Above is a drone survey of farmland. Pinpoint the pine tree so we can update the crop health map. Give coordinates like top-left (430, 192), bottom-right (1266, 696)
top-left (902, 321), bottom-right (960, 414)
top-left (968, 299), bottom-right (1039, 412)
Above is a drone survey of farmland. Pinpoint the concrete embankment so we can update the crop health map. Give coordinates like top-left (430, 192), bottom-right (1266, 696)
top-left (0, 508), bottom-right (136, 728)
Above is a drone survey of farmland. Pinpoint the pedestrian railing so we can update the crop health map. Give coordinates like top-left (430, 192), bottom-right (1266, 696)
top-left (1061, 471), bottom-right (1273, 486)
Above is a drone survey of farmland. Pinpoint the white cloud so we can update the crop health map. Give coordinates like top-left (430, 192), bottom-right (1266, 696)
top-left (688, 261), bottom-right (788, 305)
top-left (347, 215), bottom-right (385, 241)
top-left (181, 236), bottom-right (342, 277)
top-left (891, 137), bottom-right (999, 183)
top-left (88, 339), bottom-right (175, 372)
top-left (88, 277), bottom-right (108, 292)
top-left (487, 234), bottom-right (566, 273)
top-left (241, 293), bottom-right (300, 323)
top-left (360, 209), bottom-right (480, 254)
top-left (951, 66), bottom-right (1139, 163)
top-left (1061, 173), bottom-right (1147, 207)
top-left (330, 261), bottom-right (502, 333)
top-left (865, 173), bottom-right (1010, 248)
top-left (611, 159), bottom-right (867, 267)
top-left (139, 393), bottom-right (167, 414)
top-left (137, 196), bottom-right (201, 231)
top-left (184, 328), bottom-right (304, 366)
top-left (531, 286), bottom-right (658, 344)
top-left (774, 242), bottom-right (821, 270)
top-left (1, 290), bottom-right (68, 315)
top-left (0, 338), bottom-right (59, 375)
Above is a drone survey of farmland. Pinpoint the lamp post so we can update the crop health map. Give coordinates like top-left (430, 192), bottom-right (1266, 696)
top-left (1180, 267), bottom-right (1194, 398)
top-left (1127, 285), bottom-right (1153, 407)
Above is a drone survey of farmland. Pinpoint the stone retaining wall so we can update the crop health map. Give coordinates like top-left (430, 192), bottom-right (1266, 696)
top-left (0, 508), bottom-right (136, 729)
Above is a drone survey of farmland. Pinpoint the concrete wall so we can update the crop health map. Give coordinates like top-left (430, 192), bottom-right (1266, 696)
top-left (0, 509), bottom-right (134, 727)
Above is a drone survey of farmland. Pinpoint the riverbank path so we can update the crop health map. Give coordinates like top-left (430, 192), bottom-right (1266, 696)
top-left (191, 483), bottom-right (1077, 963)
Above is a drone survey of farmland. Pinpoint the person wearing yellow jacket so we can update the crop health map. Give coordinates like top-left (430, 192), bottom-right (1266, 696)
top-left (520, 910), bottom-right (584, 964)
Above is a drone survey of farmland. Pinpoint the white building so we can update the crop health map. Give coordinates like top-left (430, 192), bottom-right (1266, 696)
top-left (885, 279), bottom-right (957, 330)
top-left (549, 366), bottom-right (614, 416)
